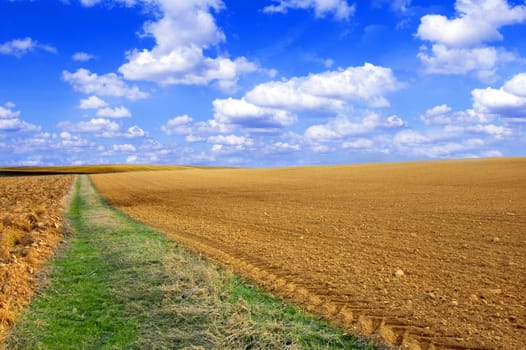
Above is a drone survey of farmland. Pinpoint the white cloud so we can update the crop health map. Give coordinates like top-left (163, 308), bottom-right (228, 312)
top-left (246, 81), bottom-right (343, 111)
top-left (420, 104), bottom-right (454, 125)
top-left (265, 142), bottom-right (301, 153)
top-left (417, 0), bottom-right (526, 47)
top-left (341, 138), bottom-right (374, 149)
top-left (126, 155), bottom-right (138, 163)
top-left (62, 68), bottom-right (148, 100)
top-left (415, 0), bottom-right (526, 79)
top-left (303, 112), bottom-right (406, 148)
top-left (60, 131), bottom-right (72, 139)
top-left (161, 115), bottom-right (193, 135)
top-left (386, 115), bottom-right (405, 127)
top-left (393, 87), bottom-right (519, 158)
top-left (213, 98), bottom-right (297, 129)
top-left (80, 0), bottom-right (102, 6)
top-left (120, 48), bottom-right (257, 90)
top-left (118, 0), bottom-right (257, 90)
top-left (393, 129), bottom-right (429, 146)
top-left (393, 129), bottom-right (490, 158)
top-left (445, 123), bottom-right (512, 138)
top-left (72, 52), bottom-right (96, 62)
top-left (58, 118), bottom-right (120, 134)
top-left (417, 44), bottom-right (515, 80)
top-left (0, 104), bottom-right (21, 119)
top-left (245, 63), bottom-right (403, 110)
top-left (58, 118), bottom-right (147, 139)
top-left (112, 144), bottom-right (137, 152)
top-left (0, 37), bottom-right (56, 57)
top-left (304, 113), bottom-right (399, 143)
top-left (503, 72), bottom-right (526, 97)
top-left (123, 125), bottom-right (147, 138)
top-left (207, 134), bottom-right (254, 153)
top-left (0, 103), bottom-right (40, 132)
top-left (0, 119), bottom-right (40, 132)
top-left (399, 138), bottom-right (487, 158)
top-left (185, 134), bottom-right (206, 143)
top-left (79, 95), bottom-right (108, 109)
top-left (263, 0), bottom-right (356, 21)
top-left (96, 106), bottom-right (132, 118)
top-left (79, 0), bottom-right (139, 6)
top-left (207, 134), bottom-right (253, 146)
top-left (60, 134), bottom-right (92, 148)
top-left (472, 72), bottom-right (526, 120)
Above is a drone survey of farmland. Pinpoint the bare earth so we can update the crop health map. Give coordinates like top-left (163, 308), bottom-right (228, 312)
top-left (0, 175), bottom-right (74, 338)
top-left (91, 158), bottom-right (526, 350)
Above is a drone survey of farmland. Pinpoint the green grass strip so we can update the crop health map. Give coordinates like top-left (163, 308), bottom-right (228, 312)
top-left (4, 176), bottom-right (376, 349)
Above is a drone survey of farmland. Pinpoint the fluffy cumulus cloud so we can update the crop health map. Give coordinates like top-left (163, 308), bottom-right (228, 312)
top-left (0, 119), bottom-right (40, 133)
top-left (124, 125), bottom-right (147, 138)
top-left (62, 68), bottom-right (148, 100)
top-left (417, 0), bottom-right (526, 47)
top-left (417, 45), bottom-right (515, 81)
top-left (472, 72), bottom-right (526, 121)
top-left (96, 106), bottom-right (132, 118)
top-left (207, 134), bottom-right (254, 154)
top-left (245, 63), bottom-right (403, 110)
top-left (416, 0), bottom-right (526, 80)
top-left (212, 98), bottom-right (297, 130)
top-left (79, 95), bottom-right (108, 109)
top-left (118, 0), bottom-right (257, 90)
top-left (263, 0), bottom-right (356, 20)
top-left (78, 96), bottom-right (131, 119)
top-left (0, 102), bottom-right (40, 132)
top-left (0, 37), bottom-right (56, 57)
top-left (304, 113), bottom-right (401, 143)
top-left (0, 103), bottom-right (20, 119)
top-left (160, 115), bottom-right (194, 136)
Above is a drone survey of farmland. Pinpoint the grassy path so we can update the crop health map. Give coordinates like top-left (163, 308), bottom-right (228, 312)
top-left (4, 176), bottom-right (375, 349)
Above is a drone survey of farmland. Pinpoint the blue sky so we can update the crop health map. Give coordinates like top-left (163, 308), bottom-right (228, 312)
top-left (1, 0), bottom-right (526, 167)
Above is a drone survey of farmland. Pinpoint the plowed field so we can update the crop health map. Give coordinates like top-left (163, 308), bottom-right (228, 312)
top-left (0, 175), bottom-right (74, 338)
top-left (91, 158), bottom-right (526, 350)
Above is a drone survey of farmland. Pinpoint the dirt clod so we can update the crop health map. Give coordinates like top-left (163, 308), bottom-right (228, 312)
top-left (394, 269), bottom-right (404, 278)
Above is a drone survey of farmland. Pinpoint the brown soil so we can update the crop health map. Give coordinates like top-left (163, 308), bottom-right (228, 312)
top-left (91, 158), bottom-right (526, 350)
top-left (0, 175), bottom-right (74, 339)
